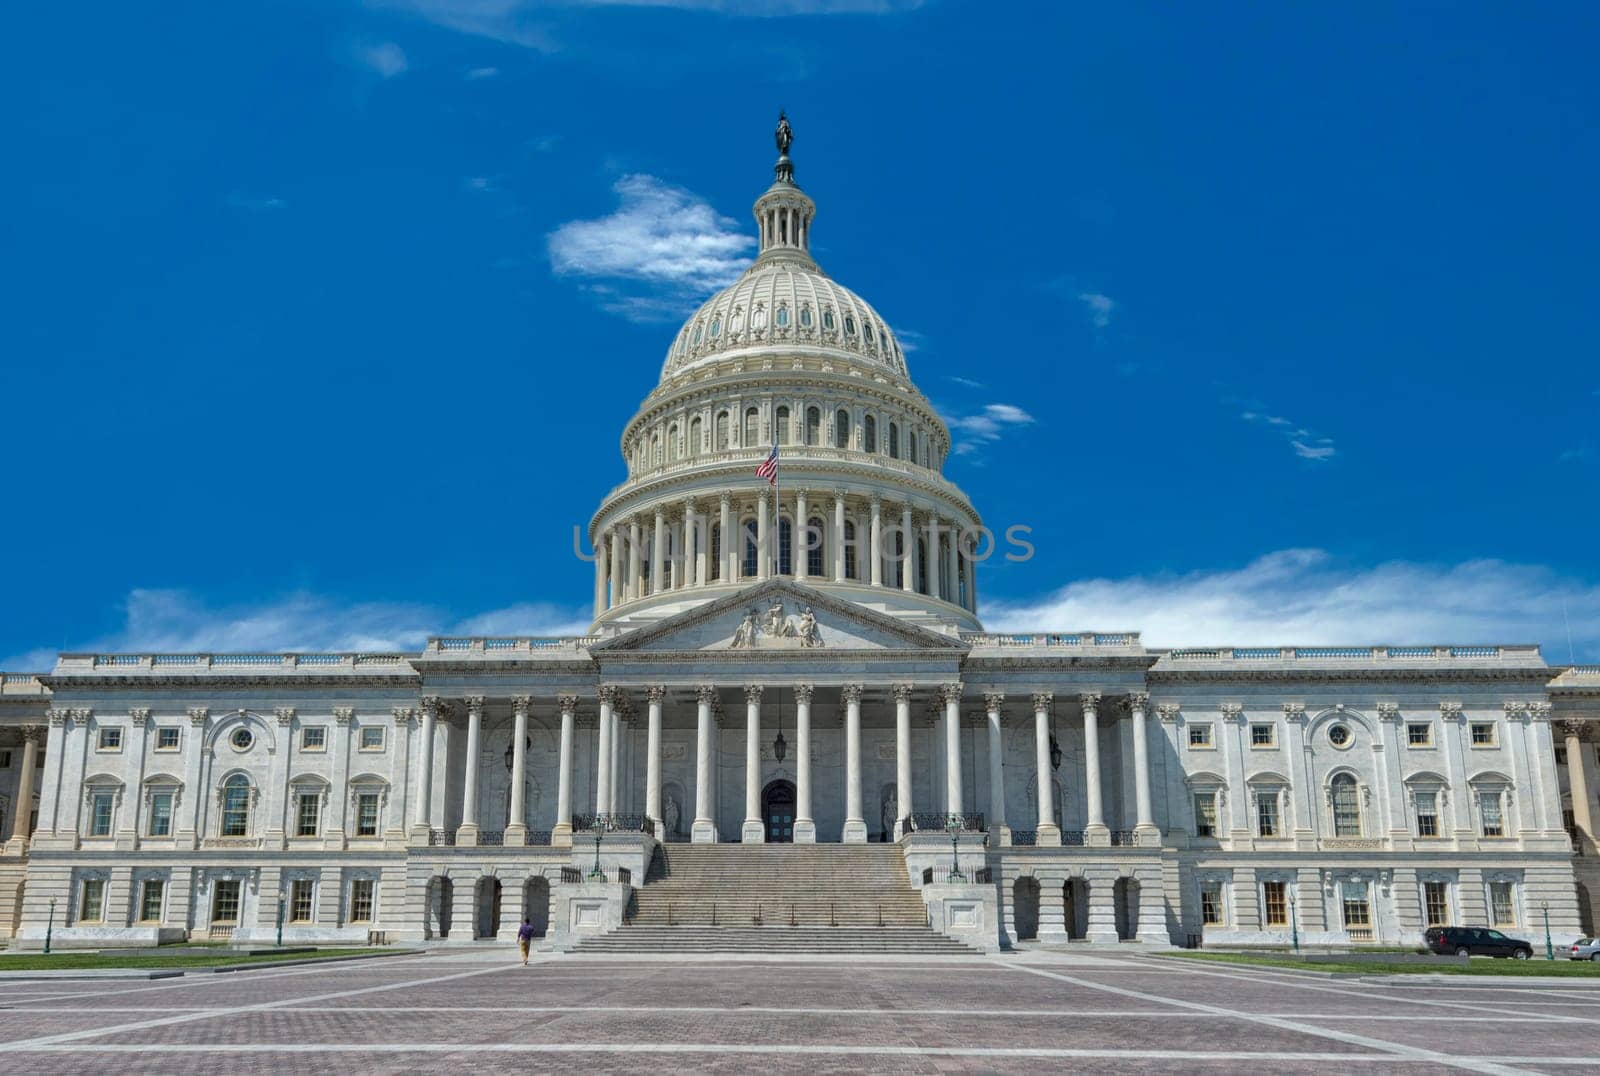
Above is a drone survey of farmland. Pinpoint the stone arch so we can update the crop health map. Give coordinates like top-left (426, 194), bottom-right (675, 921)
top-left (1064, 877), bottom-right (1090, 940)
top-left (202, 710), bottom-right (277, 755)
top-left (1114, 876), bottom-right (1138, 940)
top-left (475, 876), bottom-right (503, 939)
top-left (429, 875), bottom-right (455, 939)
top-left (1012, 876), bottom-right (1040, 941)
top-left (1307, 705), bottom-right (1375, 740)
top-left (524, 875), bottom-right (551, 937)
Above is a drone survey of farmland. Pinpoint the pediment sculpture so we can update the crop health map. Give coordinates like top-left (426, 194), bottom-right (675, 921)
top-left (731, 599), bottom-right (823, 650)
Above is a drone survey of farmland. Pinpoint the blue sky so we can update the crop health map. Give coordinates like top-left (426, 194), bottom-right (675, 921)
top-left (3, 1), bottom-right (1597, 668)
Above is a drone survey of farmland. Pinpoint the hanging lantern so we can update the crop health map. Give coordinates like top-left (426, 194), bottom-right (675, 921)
top-left (773, 688), bottom-right (789, 762)
top-left (1049, 734), bottom-right (1062, 772)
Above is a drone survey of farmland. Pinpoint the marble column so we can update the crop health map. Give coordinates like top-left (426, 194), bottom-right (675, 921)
top-left (507, 696), bottom-right (530, 843)
top-left (652, 509), bottom-right (666, 595)
top-left (413, 698), bottom-right (439, 834)
top-left (842, 684), bottom-right (867, 843)
top-left (756, 491), bottom-right (770, 581)
top-left (742, 685), bottom-right (765, 842)
top-left (794, 684), bottom-right (816, 843)
top-left (554, 694), bottom-right (576, 844)
top-left (1565, 722), bottom-right (1595, 854)
top-left (684, 500), bottom-right (699, 587)
top-left (5, 726), bottom-right (40, 851)
top-left (1130, 692), bottom-right (1158, 842)
top-left (628, 518), bottom-right (642, 601)
top-left (457, 695), bottom-right (484, 845)
top-left (692, 686), bottom-right (718, 843)
top-left (927, 514), bottom-right (942, 601)
top-left (609, 528), bottom-right (623, 608)
top-left (719, 492), bottom-right (733, 582)
top-left (645, 685), bottom-right (665, 838)
top-left (592, 540), bottom-right (606, 618)
top-left (986, 693), bottom-right (1008, 844)
top-left (794, 489), bottom-right (809, 581)
top-left (1033, 692), bottom-right (1061, 845)
top-left (893, 685), bottom-right (913, 839)
top-left (901, 504), bottom-right (915, 592)
top-left (1082, 692), bottom-right (1109, 844)
top-left (595, 687), bottom-right (615, 816)
top-left (943, 683), bottom-right (964, 820)
top-left (610, 701), bottom-right (625, 815)
top-left (833, 490), bottom-right (847, 581)
top-left (869, 496), bottom-right (883, 586)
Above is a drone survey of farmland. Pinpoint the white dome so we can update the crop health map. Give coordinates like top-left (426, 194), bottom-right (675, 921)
top-left (660, 261), bottom-right (909, 383)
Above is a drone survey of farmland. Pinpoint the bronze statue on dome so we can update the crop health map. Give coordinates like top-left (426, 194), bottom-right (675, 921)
top-left (775, 111), bottom-right (793, 157)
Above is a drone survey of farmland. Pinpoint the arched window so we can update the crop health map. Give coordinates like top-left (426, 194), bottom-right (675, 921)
top-left (893, 530), bottom-right (905, 588)
top-left (778, 516), bottom-right (792, 576)
top-left (775, 305), bottom-right (790, 329)
top-left (835, 409), bottom-right (850, 448)
top-left (844, 520), bottom-right (858, 580)
top-left (957, 555), bottom-right (968, 609)
top-left (844, 314), bottom-right (856, 336)
top-left (807, 516), bottom-right (826, 577)
top-left (651, 435), bottom-right (661, 466)
top-left (1331, 774), bottom-right (1361, 837)
top-left (888, 421), bottom-right (900, 459)
top-left (742, 519), bottom-right (759, 578)
top-left (805, 406), bottom-right (820, 446)
top-left (709, 316), bottom-right (721, 338)
top-left (715, 411), bottom-right (729, 449)
top-left (668, 424), bottom-right (680, 461)
top-left (709, 523), bottom-right (721, 582)
top-left (775, 406), bottom-right (790, 446)
top-left (917, 537), bottom-right (928, 593)
top-left (220, 774), bottom-right (251, 837)
top-left (864, 416), bottom-right (877, 454)
top-left (908, 431), bottom-right (918, 464)
top-left (688, 417), bottom-right (702, 456)
top-left (800, 305), bottom-right (813, 329)
top-left (744, 407), bottom-right (760, 447)
top-left (823, 308), bottom-right (836, 331)
top-left (864, 322), bottom-right (876, 350)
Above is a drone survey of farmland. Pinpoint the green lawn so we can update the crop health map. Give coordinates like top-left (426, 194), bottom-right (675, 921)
top-left (1164, 951), bottom-right (1600, 976)
top-left (0, 947), bottom-right (399, 972)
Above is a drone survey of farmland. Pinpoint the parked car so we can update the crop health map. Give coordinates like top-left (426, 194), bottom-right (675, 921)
top-left (1568, 937), bottom-right (1600, 961)
top-left (1424, 926), bottom-right (1534, 959)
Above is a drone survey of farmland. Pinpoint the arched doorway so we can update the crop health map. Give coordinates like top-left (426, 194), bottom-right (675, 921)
top-left (1012, 877), bottom-right (1040, 941)
top-left (432, 877), bottom-right (454, 939)
top-left (762, 779), bottom-right (796, 843)
top-left (1114, 877), bottom-right (1138, 940)
top-left (524, 877), bottom-right (550, 938)
top-left (1579, 882), bottom-right (1596, 937)
top-left (1064, 878), bottom-right (1089, 941)
top-left (476, 878), bottom-right (502, 939)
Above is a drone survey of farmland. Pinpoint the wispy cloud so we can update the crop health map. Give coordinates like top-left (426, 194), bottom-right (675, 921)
top-left (985, 549), bottom-right (1600, 661)
top-left (464, 175), bottom-right (499, 193)
top-left (892, 327), bottom-right (924, 353)
top-left (946, 375), bottom-right (985, 390)
top-left (225, 192), bottom-right (287, 212)
top-left (0, 588), bottom-right (591, 669)
top-left (548, 174), bottom-right (753, 322)
top-left (1238, 408), bottom-right (1337, 462)
top-left (358, 41), bottom-right (409, 78)
top-left (1559, 441), bottom-right (1592, 464)
top-left (1078, 291), bottom-right (1115, 329)
top-left (942, 402), bottom-right (1035, 457)
top-left (465, 65), bottom-right (500, 79)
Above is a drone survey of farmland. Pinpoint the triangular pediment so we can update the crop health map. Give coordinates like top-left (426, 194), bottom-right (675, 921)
top-left (589, 580), bottom-right (968, 655)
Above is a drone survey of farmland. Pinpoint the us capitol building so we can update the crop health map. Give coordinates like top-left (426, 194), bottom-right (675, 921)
top-left (2, 119), bottom-right (1598, 953)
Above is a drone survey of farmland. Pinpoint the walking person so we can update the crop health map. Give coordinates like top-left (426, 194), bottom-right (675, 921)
top-left (517, 918), bottom-right (535, 965)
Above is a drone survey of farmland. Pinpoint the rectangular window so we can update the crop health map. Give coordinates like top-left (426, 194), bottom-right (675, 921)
top-left (359, 727), bottom-right (385, 751)
top-left (139, 879), bottom-right (165, 923)
top-left (1188, 724), bottom-right (1213, 748)
top-left (1489, 881), bottom-right (1516, 926)
top-left (301, 727), bottom-right (327, 751)
top-left (296, 793), bottom-right (320, 838)
top-left (1479, 791), bottom-right (1504, 837)
top-left (1250, 723), bottom-right (1275, 747)
top-left (1556, 746), bottom-right (1568, 766)
top-left (211, 879), bottom-right (241, 923)
top-left (1341, 881), bottom-right (1371, 929)
top-left (1200, 882), bottom-right (1224, 926)
top-left (147, 792), bottom-right (173, 837)
top-left (1407, 723), bottom-right (1432, 747)
top-left (355, 793), bottom-right (380, 837)
top-left (156, 727), bottom-right (181, 751)
top-left (349, 878), bottom-right (375, 923)
top-left (1262, 880), bottom-right (1288, 926)
top-left (290, 878), bottom-right (315, 923)
top-left (1194, 792), bottom-right (1218, 837)
top-left (1256, 792), bottom-right (1280, 837)
top-left (1470, 722), bottom-right (1496, 746)
top-left (97, 727), bottom-right (123, 751)
top-left (79, 878), bottom-right (105, 922)
top-left (88, 791), bottom-right (114, 837)
top-left (0, 750), bottom-right (11, 768)
top-left (1414, 791), bottom-right (1439, 838)
top-left (1423, 881), bottom-right (1450, 927)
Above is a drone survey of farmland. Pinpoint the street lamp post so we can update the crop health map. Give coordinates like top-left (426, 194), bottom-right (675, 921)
top-left (947, 817), bottom-right (964, 882)
top-left (44, 898), bottom-right (56, 956)
top-left (275, 898), bottom-right (285, 949)
top-left (1542, 899), bottom-right (1553, 961)
top-left (588, 821), bottom-right (605, 881)
top-left (1289, 896), bottom-right (1300, 955)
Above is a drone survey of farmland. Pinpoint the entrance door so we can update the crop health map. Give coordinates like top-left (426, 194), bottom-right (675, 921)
top-left (762, 780), bottom-right (796, 843)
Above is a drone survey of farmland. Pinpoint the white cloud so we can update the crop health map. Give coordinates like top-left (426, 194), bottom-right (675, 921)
top-left (942, 402), bottom-right (1035, 457)
top-left (358, 41), bottom-right (409, 77)
top-left (548, 174), bottom-right (754, 322)
top-left (465, 65), bottom-right (500, 79)
top-left (464, 175), bottom-right (498, 192)
top-left (1238, 407), bottom-right (1337, 462)
top-left (984, 549), bottom-right (1600, 661)
top-left (892, 326), bottom-right (924, 353)
top-left (946, 376), bottom-right (985, 390)
top-left (1078, 291), bottom-right (1115, 329)
top-left (1, 588), bottom-right (590, 669)
top-left (225, 192), bottom-right (287, 212)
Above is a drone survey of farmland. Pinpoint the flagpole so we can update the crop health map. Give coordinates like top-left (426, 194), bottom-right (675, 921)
top-left (771, 431), bottom-right (780, 578)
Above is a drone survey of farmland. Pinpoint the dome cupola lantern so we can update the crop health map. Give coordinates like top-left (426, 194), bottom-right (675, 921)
top-left (754, 111), bottom-right (816, 269)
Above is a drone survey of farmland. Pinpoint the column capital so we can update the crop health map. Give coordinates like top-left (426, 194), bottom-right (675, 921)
top-left (1126, 691), bottom-right (1150, 711)
top-left (463, 696), bottom-right (486, 717)
top-left (940, 681), bottom-right (965, 704)
top-left (1439, 701), bottom-right (1463, 721)
top-left (46, 708), bottom-right (68, 728)
top-left (646, 685), bottom-right (667, 704)
top-left (1079, 691), bottom-right (1101, 711)
top-left (557, 694), bottom-right (579, 716)
top-left (683, 497), bottom-right (697, 513)
top-left (128, 707), bottom-right (152, 727)
top-left (696, 684), bottom-right (717, 706)
top-left (893, 683), bottom-right (915, 703)
top-left (1560, 720), bottom-right (1590, 741)
top-left (757, 487), bottom-right (770, 506)
top-left (1528, 701), bottom-right (1553, 721)
top-left (841, 683), bottom-right (865, 705)
top-left (1157, 703), bottom-right (1181, 723)
top-left (1376, 702), bottom-right (1400, 721)
top-left (511, 695), bottom-right (532, 716)
top-left (20, 723), bottom-right (43, 743)
top-left (720, 490), bottom-right (733, 508)
top-left (1503, 700), bottom-right (1527, 717)
top-left (744, 683), bottom-right (764, 705)
top-left (598, 685), bottom-right (620, 707)
top-left (793, 683), bottom-right (815, 704)
top-left (1029, 692), bottom-right (1051, 712)
top-left (391, 706), bottom-right (417, 727)
top-left (1282, 702), bottom-right (1306, 721)
top-left (869, 493), bottom-right (882, 510)
top-left (187, 706), bottom-right (209, 727)
top-left (333, 707), bottom-right (354, 726)
top-left (1220, 702), bottom-right (1244, 723)
top-left (274, 706), bottom-right (296, 727)
top-left (833, 487), bottom-right (848, 501)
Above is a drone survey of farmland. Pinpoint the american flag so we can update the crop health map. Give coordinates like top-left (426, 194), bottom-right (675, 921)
top-left (755, 442), bottom-right (779, 485)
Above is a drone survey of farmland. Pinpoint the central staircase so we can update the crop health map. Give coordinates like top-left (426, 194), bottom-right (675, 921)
top-left (572, 844), bottom-right (979, 954)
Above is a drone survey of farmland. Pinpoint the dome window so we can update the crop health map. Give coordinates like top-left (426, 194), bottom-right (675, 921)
top-left (823, 309), bottom-right (836, 331)
top-left (709, 317), bottom-right (721, 338)
top-left (776, 305), bottom-right (790, 328)
top-left (879, 330), bottom-right (888, 352)
top-left (691, 324), bottom-right (702, 346)
top-left (800, 306), bottom-right (813, 329)
top-left (752, 306), bottom-right (768, 331)
top-left (844, 315), bottom-right (856, 336)
top-left (731, 309), bottom-right (745, 333)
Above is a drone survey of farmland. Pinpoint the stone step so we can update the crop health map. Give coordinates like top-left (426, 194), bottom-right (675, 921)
top-left (575, 926), bottom-right (979, 954)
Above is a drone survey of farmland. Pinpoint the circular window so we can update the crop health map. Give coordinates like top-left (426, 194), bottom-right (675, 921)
top-left (1328, 724), bottom-right (1352, 749)
top-left (230, 727), bottom-right (254, 751)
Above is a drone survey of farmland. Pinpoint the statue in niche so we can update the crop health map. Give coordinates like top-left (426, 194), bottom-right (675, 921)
top-left (880, 783), bottom-right (897, 841)
top-left (664, 789), bottom-right (682, 839)
top-left (731, 609), bottom-right (760, 649)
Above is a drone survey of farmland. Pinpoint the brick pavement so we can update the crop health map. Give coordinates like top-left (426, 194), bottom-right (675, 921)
top-left (0, 949), bottom-right (1596, 1073)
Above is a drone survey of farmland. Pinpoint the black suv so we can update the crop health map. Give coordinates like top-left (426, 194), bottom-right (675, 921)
top-left (1424, 926), bottom-right (1534, 959)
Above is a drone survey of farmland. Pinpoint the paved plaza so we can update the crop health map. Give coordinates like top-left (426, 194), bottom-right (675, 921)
top-left (2, 951), bottom-right (1598, 1073)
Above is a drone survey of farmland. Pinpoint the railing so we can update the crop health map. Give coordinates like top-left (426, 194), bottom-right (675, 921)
top-left (904, 812), bottom-right (986, 833)
top-left (428, 828), bottom-right (456, 847)
top-left (617, 866), bottom-right (633, 886)
top-left (1347, 926), bottom-right (1374, 943)
top-left (559, 866), bottom-right (583, 885)
top-left (1061, 830), bottom-right (1086, 846)
top-left (959, 632), bottom-right (1142, 649)
top-left (571, 813), bottom-right (651, 834)
top-left (478, 830), bottom-right (505, 847)
top-left (73, 652), bottom-right (417, 671)
top-left (1322, 838), bottom-right (1386, 850)
top-left (1163, 644), bottom-right (1538, 664)
top-left (1011, 829), bottom-right (1037, 847)
top-left (426, 636), bottom-right (601, 654)
top-left (973, 866), bottom-right (994, 884)
top-left (1109, 830), bottom-right (1138, 847)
